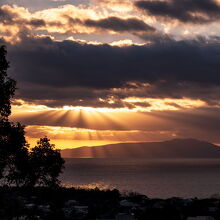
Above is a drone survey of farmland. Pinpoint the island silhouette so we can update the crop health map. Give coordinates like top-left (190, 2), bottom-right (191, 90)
top-left (61, 138), bottom-right (220, 158)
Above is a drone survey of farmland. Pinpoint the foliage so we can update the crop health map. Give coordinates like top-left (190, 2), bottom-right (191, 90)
top-left (27, 137), bottom-right (65, 187)
top-left (0, 45), bottom-right (65, 187)
top-left (0, 45), bottom-right (28, 184)
top-left (0, 120), bottom-right (29, 186)
top-left (0, 46), bottom-right (16, 119)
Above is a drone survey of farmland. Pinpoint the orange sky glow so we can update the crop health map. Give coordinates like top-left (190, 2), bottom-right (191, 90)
top-left (10, 97), bottom-right (215, 149)
top-left (2, 0), bottom-right (220, 150)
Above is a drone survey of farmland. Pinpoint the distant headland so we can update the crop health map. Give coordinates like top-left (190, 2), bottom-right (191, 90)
top-left (61, 138), bottom-right (220, 158)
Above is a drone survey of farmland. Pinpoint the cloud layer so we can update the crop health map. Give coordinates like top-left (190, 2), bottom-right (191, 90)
top-left (135, 0), bottom-right (220, 23)
top-left (4, 35), bottom-right (220, 109)
top-left (2, 1), bottom-right (220, 144)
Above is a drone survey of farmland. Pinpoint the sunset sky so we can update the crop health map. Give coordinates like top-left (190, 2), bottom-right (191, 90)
top-left (1, 0), bottom-right (220, 149)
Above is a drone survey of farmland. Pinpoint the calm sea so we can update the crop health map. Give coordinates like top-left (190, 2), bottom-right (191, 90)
top-left (61, 158), bottom-right (220, 198)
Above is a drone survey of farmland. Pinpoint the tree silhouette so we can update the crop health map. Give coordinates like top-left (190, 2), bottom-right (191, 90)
top-left (0, 46), bottom-right (29, 184)
top-left (0, 46), bottom-right (65, 187)
top-left (0, 46), bottom-right (16, 119)
top-left (27, 137), bottom-right (65, 187)
top-left (1, 120), bottom-right (29, 186)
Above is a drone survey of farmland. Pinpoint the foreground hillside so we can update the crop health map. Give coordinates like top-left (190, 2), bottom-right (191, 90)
top-left (61, 138), bottom-right (220, 158)
top-left (1, 187), bottom-right (220, 220)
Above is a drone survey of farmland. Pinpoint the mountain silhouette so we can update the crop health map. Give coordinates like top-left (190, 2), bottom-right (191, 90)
top-left (61, 138), bottom-right (220, 158)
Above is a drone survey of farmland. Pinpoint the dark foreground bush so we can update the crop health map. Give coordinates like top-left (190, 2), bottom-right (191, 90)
top-left (1, 187), bottom-right (220, 220)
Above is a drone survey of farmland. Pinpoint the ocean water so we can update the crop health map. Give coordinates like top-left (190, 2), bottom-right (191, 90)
top-left (60, 158), bottom-right (220, 198)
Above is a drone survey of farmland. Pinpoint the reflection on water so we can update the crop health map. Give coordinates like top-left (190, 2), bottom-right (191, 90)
top-left (61, 181), bottom-right (113, 191)
top-left (60, 158), bottom-right (220, 198)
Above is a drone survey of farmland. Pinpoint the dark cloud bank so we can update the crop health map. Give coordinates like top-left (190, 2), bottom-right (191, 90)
top-left (3, 35), bottom-right (220, 142)
top-left (135, 0), bottom-right (220, 23)
top-left (84, 16), bottom-right (155, 32)
top-left (3, 36), bottom-right (220, 107)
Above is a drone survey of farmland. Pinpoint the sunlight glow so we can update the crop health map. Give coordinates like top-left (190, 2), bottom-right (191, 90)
top-left (12, 97), bottom-right (207, 115)
top-left (123, 97), bottom-right (206, 111)
top-left (10, 97), bottom-right (210, 150)
top-left (24, 124), bottom-right (178, 149)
